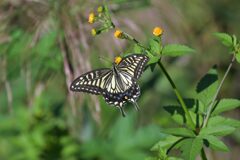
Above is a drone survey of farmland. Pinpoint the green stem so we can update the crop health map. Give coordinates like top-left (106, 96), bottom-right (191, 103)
top-left (167, 137), bottom-right (186, 154)
top-left (124, 32), bottom-right (149, 50)
top-left (202, 54), bottom-right (236, 128)
top-left (201, 148), bottom-right (208, 160)
top-left (157, 61), bottom-right (195, 130)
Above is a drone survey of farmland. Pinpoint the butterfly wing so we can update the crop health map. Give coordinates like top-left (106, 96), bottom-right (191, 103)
top-left (117, 54), bottom-right (149, 79)
top-left (70, 68), bottom-right (112, 95)
top-left (70, 54), bottom-right (149, 112)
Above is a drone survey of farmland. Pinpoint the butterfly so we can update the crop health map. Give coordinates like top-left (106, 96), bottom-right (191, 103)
top-left (70, 54), bottom-right (149, 116)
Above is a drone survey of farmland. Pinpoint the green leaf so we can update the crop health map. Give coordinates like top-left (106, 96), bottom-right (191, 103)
top-left (196, 66), bottom-right (218, 107)
top-left (164, 99), bottom-right (204, 126)
top-left (149, 63), bottom-right (157, 72)
top-left (163, 105), bottom-right (185, 125)
top-left (149, 38), bottom-right (161, 54)
top-left (200, 125), bottom-right (236, 136)
top-left (163, 128), bottom-right (196, 137)
top-left (232, 35), bottom-right (238, 46)
top-left (151, 135), bottom-right (181, 151)
top-left (236, 53), bottom-right (240, 63)
top-left (212, 99), bottom-right (240, 115)
top-left (213, 32), bottom-right (233, 47)
top-left (162, 44), bottom-right (195, 57)
top-left (147, 55), bottom-right (160, 65)
top-left (34, 31), bottom-right (58, 55)
top-left (180, 137), bottom-right (203, 160)
top-left (208, 116), bottom-right (240, 128)
top-left (202, 135), bottom-right (229, 152)
top-left (133, 44), bottom-right (143, 53)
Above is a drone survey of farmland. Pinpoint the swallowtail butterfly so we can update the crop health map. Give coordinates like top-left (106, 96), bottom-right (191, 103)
top-left (70, 54), bottom-right (149, 116)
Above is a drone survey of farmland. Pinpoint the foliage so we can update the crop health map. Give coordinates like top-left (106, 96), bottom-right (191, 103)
top-left (89, 4), bottom-right (240, 160)
top-left (147, 33), bottom-right (240, 160)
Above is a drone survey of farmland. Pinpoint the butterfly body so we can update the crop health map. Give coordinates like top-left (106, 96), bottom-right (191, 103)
top-left (70, 54), bottom-right (149, 116)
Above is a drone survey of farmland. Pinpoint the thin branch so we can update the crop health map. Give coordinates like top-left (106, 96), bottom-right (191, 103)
top-left (1, 57), bottom-right (13, 114)
top-left (202, 54), bottom-right (236, 128)
top-left (59, 38), bottom-right (77, 116)
top-left (5, 81), bottom-right (13, 115)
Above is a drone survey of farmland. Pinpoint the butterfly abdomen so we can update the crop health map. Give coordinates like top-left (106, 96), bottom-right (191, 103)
top-left (103, 83), bottom-right (140, 107)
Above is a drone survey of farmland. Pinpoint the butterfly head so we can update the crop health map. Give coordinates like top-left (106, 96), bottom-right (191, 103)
top-left (114, 56), bottom-right (122, 65)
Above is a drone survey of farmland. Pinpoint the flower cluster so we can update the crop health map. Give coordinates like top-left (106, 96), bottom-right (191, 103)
top-left (87, 6), bottom-right (114, 36)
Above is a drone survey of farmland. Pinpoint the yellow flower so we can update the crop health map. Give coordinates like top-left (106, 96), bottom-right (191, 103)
top-left (88, 12), bottom-right (95, 24)
top-left (97, 6), bottom-right (103, 13)
top-left (153, 27), bottom-right (163, 36)
top-left (91, 28), bottom-right (97, 36)
top-left (114, 29), bottom-right (123, 39)
top-left (114, 56), bottom-right (122, 64)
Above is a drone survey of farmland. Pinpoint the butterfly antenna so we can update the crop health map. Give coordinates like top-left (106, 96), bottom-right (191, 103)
top-left (119, 107), bottom-right (126, 117)
top-left (132, 101), bottom-right (140, 111)
top-left (98, 56), bottom-right (112, 64)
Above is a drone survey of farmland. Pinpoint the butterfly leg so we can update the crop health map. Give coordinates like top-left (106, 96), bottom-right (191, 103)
top-left (132, 101), bottom-right (140, 111)
top-left (119, 107), bottom-right (126, 117)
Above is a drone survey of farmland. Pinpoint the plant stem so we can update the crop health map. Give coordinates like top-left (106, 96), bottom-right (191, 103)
top-left (122, 29), bottom-right (195, 129)
top-left (157, 61), bottom-right (195, 130)
top-left (125, 32), bottom-right (149, 50)
top-left (201, 148), bottom-right (208, 160)
top-left (202, 54), bottom-right (236, 128)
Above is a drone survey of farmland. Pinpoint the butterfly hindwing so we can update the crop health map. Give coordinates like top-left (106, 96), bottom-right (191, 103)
top-left (70, 68), bottom-right (112, 95)
top-left (117, 54), bottom-right (149, 79)
top-left (103, 81), bottom-right (140, 107)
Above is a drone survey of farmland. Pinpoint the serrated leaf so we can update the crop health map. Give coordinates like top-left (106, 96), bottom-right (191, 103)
top-left (213, 32), bottom-right (233, 47)
top-left (208, 116), bottom-right (240, 128)
top-left (149, 38), bottom-right (161, 54)
top-left (202, 135), bottom-right (229, 151)
top-left (133, 44), bottom-right (143, 53)
top-left (180, 137), bottom-right (203, 160)
top-left (147, 56), bottom-right (160, 65)
top-left (196, 66), bottom-right (218, 107)
top-left (163, 100), bottom-right (204, 127)
top-left (212, 99), bottom-right (240, 115)
top-left (162, 44), bottom-right (195, 57)
top-left (189, 110), bottom-right (203, 129)
top-left (163, 128), bottom-right (196, 137)
top-left (151, 135), bottom-right (181, 151)
top-left (200, 125), bottom-right (236, 136)
top-left (163, 105), bottom-right (185, 125)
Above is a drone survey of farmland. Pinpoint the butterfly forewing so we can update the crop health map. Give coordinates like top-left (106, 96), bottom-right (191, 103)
top-left (70, 68), bottom-right (112, 95)
top-left (117, 54), bottom-right (149, 79)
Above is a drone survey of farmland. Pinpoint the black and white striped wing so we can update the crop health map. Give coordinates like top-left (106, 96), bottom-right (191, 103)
top-left (117, 54), bottom-right (149, 79)
top-left (70, 68), bottom-right (112, 95)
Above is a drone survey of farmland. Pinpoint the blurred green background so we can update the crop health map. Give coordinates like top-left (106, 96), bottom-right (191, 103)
top-left (0, 0), bottom-right (239, 159)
